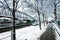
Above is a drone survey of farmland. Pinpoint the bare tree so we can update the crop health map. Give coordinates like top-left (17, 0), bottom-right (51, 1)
top-left (53, 0), bottom-right (57, 21)
top-left (40, 0), bottom-right (45, 26)
top-left (0, 0), bottom-right (23, 40)
top-left (22, 0), bottom-right (42, 30)
top-left (36, 0), bottom-right (41, 30)
top-left (53, 0), bottom-right (60, 21)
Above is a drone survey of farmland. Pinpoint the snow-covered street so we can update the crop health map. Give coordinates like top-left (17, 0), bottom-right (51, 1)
top-left (0, 23), bottom-right (47, 40)
top-left (0, 22), bottom-right (60, 40)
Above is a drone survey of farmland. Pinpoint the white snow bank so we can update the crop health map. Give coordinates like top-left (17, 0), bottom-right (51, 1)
top-left (55, 30), bottom-right (60, 40)
top-left (0, 23), bottom-right (47, 40)
top-left (52, 23), bottom-right (60, 34)
top-left (0, 31), bottom-right (11, 38)
top-left (52, 23), bottom-right (60, 40)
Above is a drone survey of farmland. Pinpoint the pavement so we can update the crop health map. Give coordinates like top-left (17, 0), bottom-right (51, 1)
top-left (39, 23), bottom-right (56, 40)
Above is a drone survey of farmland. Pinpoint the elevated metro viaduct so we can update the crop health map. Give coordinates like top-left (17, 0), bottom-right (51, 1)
top-left (0, 11), bottom-right (37, 22)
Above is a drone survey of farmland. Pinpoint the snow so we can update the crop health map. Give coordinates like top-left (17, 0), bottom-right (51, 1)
top-left (0, 22), bottom-right (60, 40)
top-left (0, 31), bottom-right (11, 40)
top-left (52, 23), bottom-right (60, 35)
top-left (52, 23), bottom-right (60, 40)
top-left (0, 23), bottom-right (47, 40)
top-left (55, 30), bottom-right (60, 40)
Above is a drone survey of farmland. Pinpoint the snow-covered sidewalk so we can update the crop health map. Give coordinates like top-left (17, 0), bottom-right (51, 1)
top-left (0, 23), bottom-right (47, 40)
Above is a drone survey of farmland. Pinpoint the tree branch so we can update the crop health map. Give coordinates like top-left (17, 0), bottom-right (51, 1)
top-left (0, 1), bottom-right (5, 5)
top-left (4, 0), bottom-right (12, 12)
top-left (15, 0), bottom-right (20, 8)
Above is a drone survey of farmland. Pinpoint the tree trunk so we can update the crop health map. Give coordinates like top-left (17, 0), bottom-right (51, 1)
top-left (11, 0), bottom-right (16, 40)
top-left (36, 0), bottom-right (41, 30)
top-left (54, 2), bottom-right (57, 21)
top-left (12, 12), bottom-right (16, 40)
top-left (43, 14), bottom-right (45, 26)
top-left (38, 13), bottom-right (41, 30)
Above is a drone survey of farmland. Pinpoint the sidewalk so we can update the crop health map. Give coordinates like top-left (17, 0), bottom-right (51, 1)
top-left (39, 24), bottom-right (56, 40)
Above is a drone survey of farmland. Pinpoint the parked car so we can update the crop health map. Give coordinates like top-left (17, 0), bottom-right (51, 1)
top-left (49, 20), bottom-right (54, 23)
